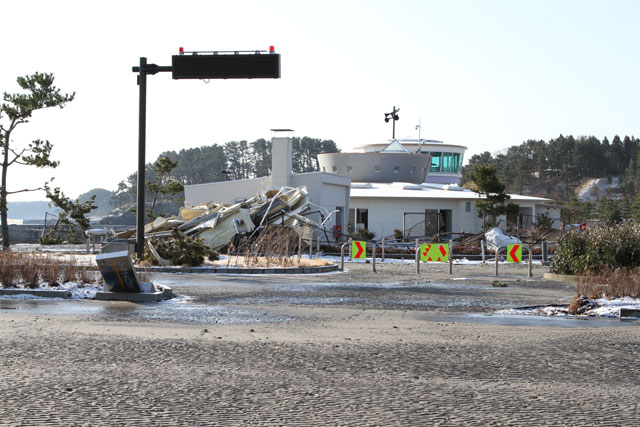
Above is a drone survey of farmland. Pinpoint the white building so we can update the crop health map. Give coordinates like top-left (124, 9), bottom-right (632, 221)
top-left (319, 139), bottom-right (553, 239)
top-left (185, 136), bottom-right (555, 242)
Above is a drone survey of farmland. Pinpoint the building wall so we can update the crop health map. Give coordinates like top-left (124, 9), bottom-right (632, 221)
top-left (348, 197), bottom-right (550, 239)
top-left (184, 177), bottom-right (272, 206)
top-left (291, 172), bottom-right (351, 234)
top-left (317, 153), bottom-right (430, 184)
top-left (349, 197), bottom-right (481, 239)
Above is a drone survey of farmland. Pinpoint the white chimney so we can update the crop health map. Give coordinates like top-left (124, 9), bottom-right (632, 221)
top-left (271, 129), bottom-right (293, 188)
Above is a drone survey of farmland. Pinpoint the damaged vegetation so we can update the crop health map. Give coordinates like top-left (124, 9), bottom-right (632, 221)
top-left (119, 186), bottom-right (328, 268)
top-left (0, 252), bottom-right (99, 289)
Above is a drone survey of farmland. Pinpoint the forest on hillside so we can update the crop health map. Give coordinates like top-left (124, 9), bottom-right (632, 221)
top-left (461, 134), bottom-right (640, 223)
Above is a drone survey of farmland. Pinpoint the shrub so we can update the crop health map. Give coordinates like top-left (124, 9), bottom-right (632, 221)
top-left (349, 227), bottom-right (376, 241)
top-left (0, 252), bottom-right (20, 288)
top-left (146, 230), bottom-right (218, 267)
top-left (551, 223), bottom-right (640, 275)
top-left (18, 254), bottom-right (41, 288)
top-left (40, 255), bottom-right (61, 286)
top-left (576, 267), bottom-right (640, 299)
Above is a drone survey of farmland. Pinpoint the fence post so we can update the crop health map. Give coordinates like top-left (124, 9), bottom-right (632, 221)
top-left (298, 234), bottom-right (302, 260)
top-left (527, 245), bottom-right (533, 277)
top-left (381, 237), bottom-right (385, 262)
top-left (340, 239), bottom-right (352, 271)
top-left (542, 240), bottom-right (548, 263)
top-left (372, 242), bottom-right (376, 273)
top-left (317, 236), bottom-right (320, 259)
top-left (449, 239), bottom-right (453, 275)
top-left (309, 234), bottom-right (313, 258)
top-left (481, 239), bottom-right (486, 264)
top-left (495, 246), bottom-right (502, 276)
top-left (416, 239), bottom-right (420, 274)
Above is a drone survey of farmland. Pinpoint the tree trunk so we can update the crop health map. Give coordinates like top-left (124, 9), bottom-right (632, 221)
top-left (1, 129), bottom-right (11, 249)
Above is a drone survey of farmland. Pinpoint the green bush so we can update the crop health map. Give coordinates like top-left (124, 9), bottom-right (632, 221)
top-left (146, 230), bottom-right (219, 267)
top-left (348, 227), bottom-right (376, 241)
top-left (551, 223), bottom-right (640, 275)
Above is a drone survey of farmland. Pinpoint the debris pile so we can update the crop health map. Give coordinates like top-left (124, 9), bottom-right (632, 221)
top-left (116, 186), bottom-right (320, 263)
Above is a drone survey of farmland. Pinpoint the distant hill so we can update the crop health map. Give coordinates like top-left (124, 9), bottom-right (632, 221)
top-left (6, 188), bottom-right (113, 221)
top-left (7, 201), bottom-right (60, 221)
top-left (77, 188), bottom-right (113, 219)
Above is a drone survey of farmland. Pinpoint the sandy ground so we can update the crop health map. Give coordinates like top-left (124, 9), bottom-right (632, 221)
top-left (1, 262), bottom-right (640, 425)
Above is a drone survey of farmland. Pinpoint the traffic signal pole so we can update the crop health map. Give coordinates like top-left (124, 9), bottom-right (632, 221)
top-left (132, 58), bottom-right (172, 260)
top-left (131, 49), bottom-right (279, 261)
top-left (136, 57), bottom-right (147, 261)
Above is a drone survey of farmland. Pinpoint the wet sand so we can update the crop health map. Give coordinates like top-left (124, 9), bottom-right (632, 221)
top-left (1, 262), bottom-right (639, 425)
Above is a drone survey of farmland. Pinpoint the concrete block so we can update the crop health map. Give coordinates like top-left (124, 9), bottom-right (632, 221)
top-left (619, 308), bottom-right (640, 319)
top-left (154, 284), bottom-right (173, 300)
top-left (95, 291), bottom-right (163, 303)
top-left (0, 289), bottom-right (70, 298)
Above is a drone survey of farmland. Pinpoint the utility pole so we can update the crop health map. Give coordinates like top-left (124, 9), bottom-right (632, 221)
top-left (384, 106), bottom-right (400, 139)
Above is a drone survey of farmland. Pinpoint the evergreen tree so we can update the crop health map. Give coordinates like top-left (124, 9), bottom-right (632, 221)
top-left (0, 73), bottom-right (74, 248)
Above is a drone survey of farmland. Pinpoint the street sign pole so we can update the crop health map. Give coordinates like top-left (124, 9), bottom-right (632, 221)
top-left (131, 48), bottom-right (280, 261)
top-left (136, 57), bottom-right (147, 260)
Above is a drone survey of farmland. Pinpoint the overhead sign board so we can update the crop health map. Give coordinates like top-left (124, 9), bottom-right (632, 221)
top-left (172, 53), bottom-right (281, 79)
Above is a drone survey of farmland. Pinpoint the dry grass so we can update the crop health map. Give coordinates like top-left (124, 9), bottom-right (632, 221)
top-left (0, 251), bottom-right (99, 289)
top-left (576, 267), bottom-right (640, 299)
top-left (238, 226), bottom-right (325, 268)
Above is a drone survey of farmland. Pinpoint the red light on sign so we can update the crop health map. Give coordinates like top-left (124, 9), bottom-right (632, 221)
top-left (179, 47), bottom-right (184, 55)
top-left (269, 45), bottom-right (275, 53)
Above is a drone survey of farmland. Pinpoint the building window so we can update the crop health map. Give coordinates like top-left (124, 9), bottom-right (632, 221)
top-left (332, 166), bottom-right (337, 172)
top-left (394, 166), bottom-right (399, 173)
top-left (452, 153), bottom-right (460, 174)
top-left (356, 209), bottom-right (369, 230)
top-left (410, 166), bottom-right (416, 174)
top-left (466, 201), bottom-right (471, 213)
top-left (442, 153), bottom-right (452, 172)
top-left (430, 153), bottom-right (441, 172)
top-left (375, 166), bottom-right (381, 173)
top-left (347, 165), bottom-right (352, 172)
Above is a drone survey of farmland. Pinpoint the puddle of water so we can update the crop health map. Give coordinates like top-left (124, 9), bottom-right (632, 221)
top-left (430, 313), bottom-right (638, 328)
top-left (0, 298), bottom-right (291, 325)
top-left (102, 302), bottom-right (291, 325)
top-left (217, 295), bottom-right (513, 309)
top-left (0, 299), bottom-right (107, 315)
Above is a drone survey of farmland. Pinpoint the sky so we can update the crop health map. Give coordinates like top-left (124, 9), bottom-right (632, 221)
top-left (1, 0), bottom-right (639, 202)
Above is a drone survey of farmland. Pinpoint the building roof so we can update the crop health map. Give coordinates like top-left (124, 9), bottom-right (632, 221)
top-left (349, 182), bottom-right (552, 202)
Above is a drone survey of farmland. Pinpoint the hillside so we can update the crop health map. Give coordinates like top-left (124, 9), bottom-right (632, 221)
top-left (77, 188), bottom-right (113, 218)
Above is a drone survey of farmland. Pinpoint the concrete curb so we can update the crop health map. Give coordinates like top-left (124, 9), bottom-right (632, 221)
top-left (136, 264), bottom-right (340, 275)
top-left (543, 272), bottom-right (582, 283)
top-left (95, 284), bottom-right (173, 303)
top-left (0, 289), bottom-right (71, 298)
top-left (95, 291), bottom-right (164, 303)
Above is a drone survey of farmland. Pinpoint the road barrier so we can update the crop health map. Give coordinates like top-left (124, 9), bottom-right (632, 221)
top-left (495, 244), bottom-right (532, 277)
top-left (341, 239), bottom-right (377, 272)
top-left (415, 239), bottom-right (453, 275)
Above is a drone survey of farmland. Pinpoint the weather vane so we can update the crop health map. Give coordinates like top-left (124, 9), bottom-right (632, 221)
top-left (384, 106), bottom-right (400, 139)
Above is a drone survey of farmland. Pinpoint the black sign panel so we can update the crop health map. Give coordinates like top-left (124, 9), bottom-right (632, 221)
top-left (96, 250), bottom-right (141, 293)
top-left (172, 54), bottom-right (280, 79)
